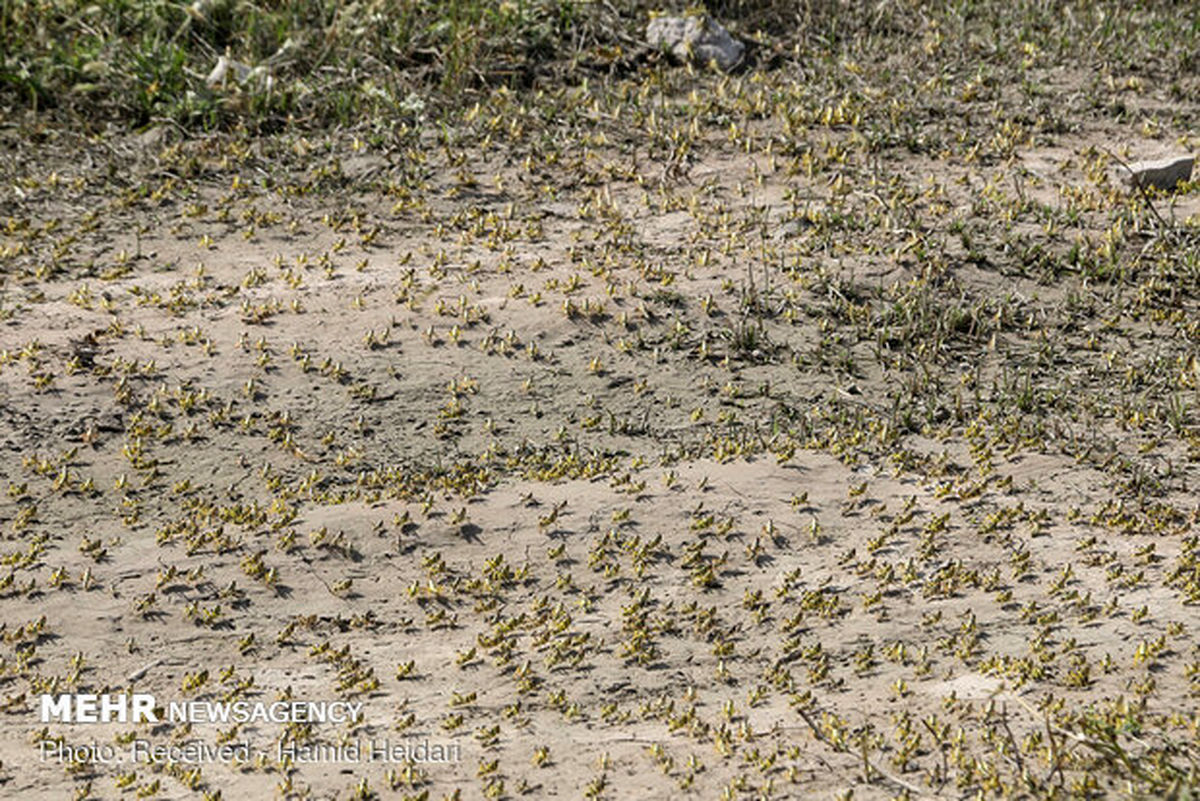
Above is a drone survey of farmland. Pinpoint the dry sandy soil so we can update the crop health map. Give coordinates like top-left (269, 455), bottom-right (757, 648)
top-left (2, 54), bottom-right (1200, 801)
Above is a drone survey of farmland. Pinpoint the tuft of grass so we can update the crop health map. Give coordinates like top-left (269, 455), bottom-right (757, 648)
top-left (0, 0), bottom-right (615, 131)
top-left (9, 0), bottom-right (1198, 134)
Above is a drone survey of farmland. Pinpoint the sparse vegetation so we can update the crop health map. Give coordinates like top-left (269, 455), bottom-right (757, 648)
top-left (3, 0), bottom-right (1200, 798)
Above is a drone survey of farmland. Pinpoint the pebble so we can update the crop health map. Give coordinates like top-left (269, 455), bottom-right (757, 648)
top-left (646, 14), bottom-right (744, 72)
top-left (1122, 155), bottom-right (1194, 192)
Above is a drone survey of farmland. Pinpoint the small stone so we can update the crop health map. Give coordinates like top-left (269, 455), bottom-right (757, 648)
top-left (1122, 155), bottom-right (1194, 192)
top-left (646, 14), bottom-right (744, 72)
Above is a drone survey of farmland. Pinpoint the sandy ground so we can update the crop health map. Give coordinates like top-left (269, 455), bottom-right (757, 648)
top-left (2, 69), bottom-right (1200, 800)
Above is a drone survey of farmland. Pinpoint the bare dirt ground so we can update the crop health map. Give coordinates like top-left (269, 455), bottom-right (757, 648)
top-left (2, 49), bottom-right (1200, 801)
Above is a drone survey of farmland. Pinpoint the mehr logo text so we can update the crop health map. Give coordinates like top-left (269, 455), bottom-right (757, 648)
top-left (40, 694), bottom-right (362, 725)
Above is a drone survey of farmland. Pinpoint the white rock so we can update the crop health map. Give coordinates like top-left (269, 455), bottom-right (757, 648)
top-left (646, 14), bottom-right (744, 72)
top-left (1123, 155), bottom-right (1194, 192)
